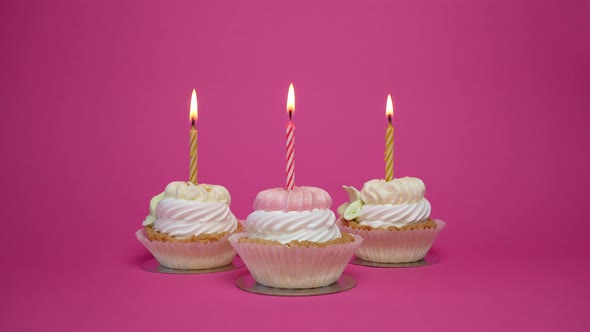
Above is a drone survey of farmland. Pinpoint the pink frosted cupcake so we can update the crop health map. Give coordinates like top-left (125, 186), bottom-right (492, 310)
top-left (229, 186), bottom-right (362, 289)
top-left (136, 181), bottom-right (242, 270)
top-left (337, 177), bottom-right (445, 263)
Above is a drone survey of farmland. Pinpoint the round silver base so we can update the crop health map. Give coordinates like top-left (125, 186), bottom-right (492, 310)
top-left (351, 253), bottom-right (439, 268)
top-left (235, 274), bottom-right (356, 297)
top-left (141, 257), bottom-right (244, 274)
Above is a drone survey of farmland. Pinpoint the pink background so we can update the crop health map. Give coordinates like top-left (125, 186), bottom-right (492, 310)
top-left (1, 0), bottom-right (589, 331)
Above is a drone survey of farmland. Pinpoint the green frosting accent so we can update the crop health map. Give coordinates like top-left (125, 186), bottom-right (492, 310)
top-left (142, 192), bottom-right (166, 226)
top-left (343, 199), bottom-right (363, 220)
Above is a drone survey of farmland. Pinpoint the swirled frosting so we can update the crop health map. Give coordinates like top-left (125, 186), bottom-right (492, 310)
top-left (340, 177), bottom-right (431, 229)
top-left (357, 200), bottom-right (431, 228)
top-left (245, 209), bottom-right (340, 243)
top-left (253, 187), bottom-right (332, 211)
top-left (246, 186), bottom-right (341, 243)
top-left (143, 181), bottom-right (238, 239)
top-left (153, 199), bottom-right (237, 238)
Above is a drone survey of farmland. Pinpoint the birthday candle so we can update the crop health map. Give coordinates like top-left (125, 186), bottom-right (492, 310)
top-left (385, 94), bottom-right (394, 181)
top-left (189, 89), bottom-right (198, 184)
top-left (286, 83), bottom-right (295, 190)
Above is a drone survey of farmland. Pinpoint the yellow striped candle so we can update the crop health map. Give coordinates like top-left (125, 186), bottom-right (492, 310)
top-left (385, 94), bottom-right (394, 181)
top-left (189, 89), bottom-right (198, 184)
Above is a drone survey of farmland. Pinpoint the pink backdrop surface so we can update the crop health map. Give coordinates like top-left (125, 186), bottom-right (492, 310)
top-left (1, 0), bottom-right (589, 331)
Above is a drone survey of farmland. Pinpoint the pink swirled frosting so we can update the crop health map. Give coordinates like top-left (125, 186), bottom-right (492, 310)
top-left (246, 186), bottom-right (341, 243)
top-left (253, 186), bottom-right (332, 212)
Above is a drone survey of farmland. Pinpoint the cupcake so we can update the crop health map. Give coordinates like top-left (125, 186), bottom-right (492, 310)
top-left (136, 181), bottom-right (242, 270)
top-left (337, 177), bottom-right (445, 263)
top-left (229, 186), bottom-right (363, 289)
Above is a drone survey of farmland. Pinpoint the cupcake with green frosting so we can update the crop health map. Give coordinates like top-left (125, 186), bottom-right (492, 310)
top-left (136, 181), bottom-right (242, 269)
top-left (338, 177), bottom-right (444, 263)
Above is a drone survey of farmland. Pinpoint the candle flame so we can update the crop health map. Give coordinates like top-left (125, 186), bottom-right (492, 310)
top-left (287, 83), bottom-right (295, 114)
top-left (386, 94), bottom-right (393, 117)
top-left (190, 89), bottom-right (198, 122)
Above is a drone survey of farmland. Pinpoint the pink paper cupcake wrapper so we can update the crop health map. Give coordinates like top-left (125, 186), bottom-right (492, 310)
top-left (136, 229), bottom-right (238, 270)
top-left (339, 219), bottom-right (446, 263)
top-left (228, 233), bottom-right (363, 289)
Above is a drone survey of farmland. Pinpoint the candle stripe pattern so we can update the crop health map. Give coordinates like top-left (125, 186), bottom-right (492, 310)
top-left (190, 127), bottom-right (198, 184)
top-left (385, 124), bottom-right (394, 181)
top-left (286, 121), bottom-right (295, 190)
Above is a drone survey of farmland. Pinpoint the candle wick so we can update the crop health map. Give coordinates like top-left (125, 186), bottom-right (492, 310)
top-left (288, 111), bottom-right (292, 121)
top-left (388, 114), bottom-right (392, 125)
top-left (191, 118), bottom-right (196, 128)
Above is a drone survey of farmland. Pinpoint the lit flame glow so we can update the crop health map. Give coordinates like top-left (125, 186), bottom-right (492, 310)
top-left (190, 89), bottom-right (198, 122)
top-left (287, 83), bottom-right (295, 114)
top-left (386, 94), bottom-right (393, 117)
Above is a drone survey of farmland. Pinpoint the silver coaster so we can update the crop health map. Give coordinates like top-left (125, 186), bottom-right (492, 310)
top-left (351, 253), bottom-right (439, 268)
top-left (235, 274), bottom-right (356, 297)
top-left (141, 257), bottom-right (244, 274)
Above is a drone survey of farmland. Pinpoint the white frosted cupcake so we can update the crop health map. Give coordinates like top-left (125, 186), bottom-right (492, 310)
top-left (229, 186), bottom-right (362, 289)
top-left (338, 177), bottom-right (444, 263)
top-left (136, 181), bottom-right (242, 269)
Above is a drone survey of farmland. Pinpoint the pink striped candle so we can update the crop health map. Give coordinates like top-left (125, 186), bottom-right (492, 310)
top-left (286, 83), bottom-right (295, 190)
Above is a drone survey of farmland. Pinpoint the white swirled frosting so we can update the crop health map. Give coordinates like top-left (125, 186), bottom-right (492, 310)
top-left (143, 181), bottom-right (238, 239)
top-left (245, 187), bottom-right (342, 244)
top-left (340, 177), bottom-right (431, 229)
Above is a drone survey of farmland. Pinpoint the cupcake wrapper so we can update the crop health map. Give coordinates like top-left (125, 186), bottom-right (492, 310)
top-left (229, 233), bottom-right (363, 289)
top-left (340, 219), bottom-right (446, 263)
top-left (136, 229), bottom-right (237, 270)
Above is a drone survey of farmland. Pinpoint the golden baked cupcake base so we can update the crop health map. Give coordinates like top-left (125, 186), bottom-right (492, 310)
top-left (340, 218), bottom-right (437, 231)
top-left (144, 223), bottom-right (243, 243)
top-left (237, 232), bottom-right (355, 248)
